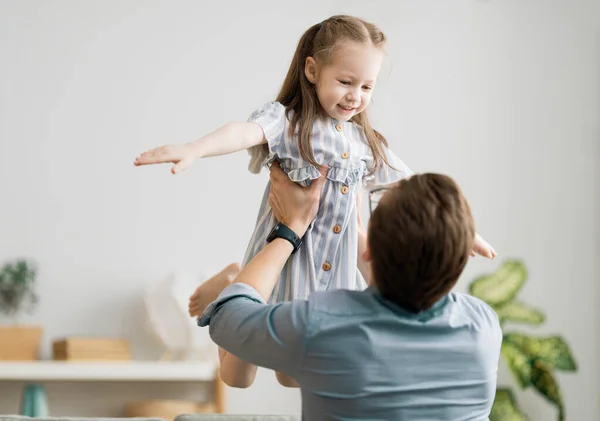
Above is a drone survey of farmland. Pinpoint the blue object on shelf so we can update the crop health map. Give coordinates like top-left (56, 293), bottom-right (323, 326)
top-left (20, 383), bottom-right (49, 417)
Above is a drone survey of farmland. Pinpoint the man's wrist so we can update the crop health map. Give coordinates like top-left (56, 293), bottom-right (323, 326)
top-left (266, 221), bottom-right (305, 254)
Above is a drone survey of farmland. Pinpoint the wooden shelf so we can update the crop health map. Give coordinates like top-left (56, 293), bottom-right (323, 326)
top-left (0, 361), bottom-right (217, 382)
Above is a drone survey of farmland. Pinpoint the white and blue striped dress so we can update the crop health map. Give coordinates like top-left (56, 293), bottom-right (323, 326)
top-left (243, 101), bottom-right (413, 303)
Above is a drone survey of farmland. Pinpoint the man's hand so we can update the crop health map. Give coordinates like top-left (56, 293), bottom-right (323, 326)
top-left (268, 163), bottom-right (327, 237)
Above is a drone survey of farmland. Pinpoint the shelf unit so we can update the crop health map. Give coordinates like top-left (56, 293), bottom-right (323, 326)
top-left (0, 361), bottom-right (216, 381)
top-left (0, 361), bottom-right (224, 413)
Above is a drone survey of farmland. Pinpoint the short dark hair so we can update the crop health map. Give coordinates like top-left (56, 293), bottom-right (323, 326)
top-left (368, 173), bottom-right (475, 313)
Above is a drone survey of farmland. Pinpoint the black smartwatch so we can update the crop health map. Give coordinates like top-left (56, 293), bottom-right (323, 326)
top-left (266, 222), bottom-right (303, 254)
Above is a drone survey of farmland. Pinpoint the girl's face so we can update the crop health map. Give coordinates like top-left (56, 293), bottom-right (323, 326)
top-left (305, 41), bottom-right (384, 122)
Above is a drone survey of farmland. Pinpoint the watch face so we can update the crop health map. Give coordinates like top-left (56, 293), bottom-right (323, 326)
top-left (266, 222), bottom-right (302, 253)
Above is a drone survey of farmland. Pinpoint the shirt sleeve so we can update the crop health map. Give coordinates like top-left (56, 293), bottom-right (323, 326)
top-left (197, 283), bottom-right (309, 377)
top-left (363, 146), bottom-right (414, 189)
top-left (246, 101), bottom-right (288, 174)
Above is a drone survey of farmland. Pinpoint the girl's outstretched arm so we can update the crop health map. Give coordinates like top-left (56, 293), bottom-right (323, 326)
top-left (134, 122), bottom-right (266, 174)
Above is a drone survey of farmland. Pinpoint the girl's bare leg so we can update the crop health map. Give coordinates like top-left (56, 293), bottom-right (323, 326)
top-left (190, 262), bottom-right (297, 388)
top-left (275, 371), bottom-right (299, 388)
top-left (218, 347), bottom-right (259, 388)
top-left (189, 263), bottom-right (260, 388)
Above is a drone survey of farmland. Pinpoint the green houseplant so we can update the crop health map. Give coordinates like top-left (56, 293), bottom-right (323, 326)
top-left (0, 258), bottom-right (43, 360)
top-left (468, 259), bottom-right (578, 421)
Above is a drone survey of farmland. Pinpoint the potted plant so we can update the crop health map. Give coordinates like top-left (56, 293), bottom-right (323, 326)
top-left (468, 259), bottom-right (578, 421)
top-left (0, 258), bottom-right (43, 360)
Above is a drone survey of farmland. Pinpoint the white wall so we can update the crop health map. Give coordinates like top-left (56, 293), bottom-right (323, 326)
top-left (0, 0), bottom-right (598, 419)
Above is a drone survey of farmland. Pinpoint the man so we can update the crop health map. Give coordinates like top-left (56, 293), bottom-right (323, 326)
top-left (197, 165), bottom-right (502, 420)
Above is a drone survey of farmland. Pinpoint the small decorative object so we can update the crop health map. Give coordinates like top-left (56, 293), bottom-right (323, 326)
top-left (52, 336), bottom-right (131, 361)
top-left (469, 259), bottom-right (578, 421)
top-left (144, 271), bottom-right (216, 362)
top-left (20, 384), bottom-right (49, 417)
top-left (0, 258), bottom-right (43, 361)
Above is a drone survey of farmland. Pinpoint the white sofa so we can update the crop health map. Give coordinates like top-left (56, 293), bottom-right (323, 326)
top-left (0, 415), bottom-right (301, 421)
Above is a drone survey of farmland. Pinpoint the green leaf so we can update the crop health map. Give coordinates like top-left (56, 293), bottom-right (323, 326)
top-left (0, 259), bottom-right (38, 316)
top-left (490, 388), bottom-right (529, 421)
top-left (494, 301), bottom-right (545, 326)
top-left (504, 334), bottom-right (577, 372)
top-left (530, 360), bottom-right (564, 421)
top-left (468, 259), bottom-right (527, 306)
top-left (501, 341), bottom-right (532, 388)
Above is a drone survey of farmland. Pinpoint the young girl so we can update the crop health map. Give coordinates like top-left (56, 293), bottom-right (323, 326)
top-left (134, 15), bottom-right (496, 388)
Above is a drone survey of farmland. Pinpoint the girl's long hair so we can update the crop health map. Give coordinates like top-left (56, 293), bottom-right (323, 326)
top-left (276, 15), bottom-right (392, 170)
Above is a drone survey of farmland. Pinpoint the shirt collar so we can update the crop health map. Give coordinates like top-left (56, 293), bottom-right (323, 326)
top-left (366, 284), bottom-right (450, 321)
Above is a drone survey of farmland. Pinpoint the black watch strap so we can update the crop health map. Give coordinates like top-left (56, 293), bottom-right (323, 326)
top-left (266, 222), bottom-right (303, 254)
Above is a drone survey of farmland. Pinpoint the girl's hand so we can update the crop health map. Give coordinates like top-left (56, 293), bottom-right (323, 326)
top-left (134, 142), bottom-right (200, 174)
top-left (472, 233), bottom-right (497, 259)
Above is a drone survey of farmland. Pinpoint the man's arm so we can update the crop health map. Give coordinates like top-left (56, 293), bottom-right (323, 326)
top-left (230, 163), bottom-right (326, 298)
top-left (201, 252), bottom-right (310, 375)
top-left (198, 163), bottom-right (327, 376)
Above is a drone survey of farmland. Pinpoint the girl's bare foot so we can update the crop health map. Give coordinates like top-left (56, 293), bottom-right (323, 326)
top-left (189, 262), bottom-right (240, 317)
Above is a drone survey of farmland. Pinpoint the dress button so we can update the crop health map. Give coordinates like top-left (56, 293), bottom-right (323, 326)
top-left (333, 225), bottom-right (341, 234)
top-left (335, 124), bottom-right (343, 132)
top-left (322, 262), bottom-right (331, 271)
top-left (341, 186), bottom-right (349, 194)
top-left (341, 152), bottom-right (349, 159)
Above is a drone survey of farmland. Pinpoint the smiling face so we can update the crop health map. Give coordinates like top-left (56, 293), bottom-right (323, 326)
top-left (305, 40), bottom-right (384, 122)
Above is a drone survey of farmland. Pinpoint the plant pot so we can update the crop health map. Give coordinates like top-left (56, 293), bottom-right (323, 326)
top-left (0, 325), bottom-right (43, 360)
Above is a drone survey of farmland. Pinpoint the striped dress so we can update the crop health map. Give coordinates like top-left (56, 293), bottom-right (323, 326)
top-left (244, 101), bottom-right (413, 303)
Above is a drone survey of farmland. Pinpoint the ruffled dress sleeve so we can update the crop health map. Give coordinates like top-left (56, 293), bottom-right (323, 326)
top-left (246, 101), bottom-right (288, 174)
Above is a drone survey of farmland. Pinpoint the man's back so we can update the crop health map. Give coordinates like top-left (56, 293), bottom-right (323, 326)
top-left (298, 287), bottom-right (502, 421)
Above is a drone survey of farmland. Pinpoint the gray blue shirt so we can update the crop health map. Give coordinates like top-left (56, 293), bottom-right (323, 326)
top-left (243, 101), bottom-right (413, 303)
top-left (199, 282), bottom-right (503, 421)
